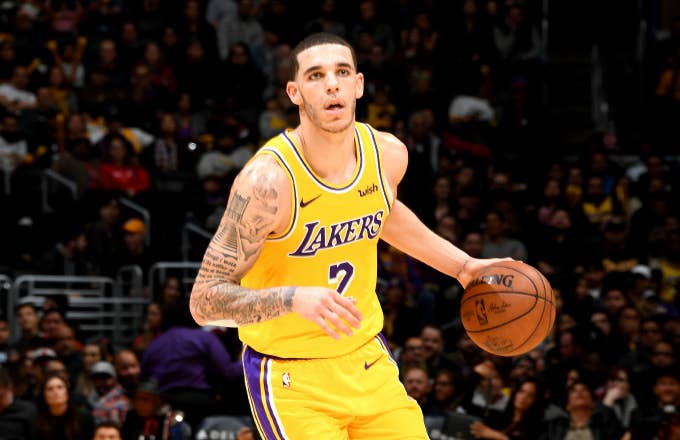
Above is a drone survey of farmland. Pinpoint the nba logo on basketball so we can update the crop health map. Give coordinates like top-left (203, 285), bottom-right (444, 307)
top-left (461, 260), bottom-right (556, 356)
top-left (475, 299), bottom-right (488, 325)
top-left (282, 372), bottom-right (291, 388)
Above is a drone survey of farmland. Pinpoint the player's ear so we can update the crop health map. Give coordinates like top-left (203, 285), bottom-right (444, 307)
top-left (286, 81), bottom-right (301, 105)
top-left (355, 72), bottom-right (364, 99)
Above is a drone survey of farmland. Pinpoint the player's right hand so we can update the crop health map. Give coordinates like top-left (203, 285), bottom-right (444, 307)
top-left (458, 257), bottom-right (514, 287)
top-left (292, 287), bottom-right (363, 340)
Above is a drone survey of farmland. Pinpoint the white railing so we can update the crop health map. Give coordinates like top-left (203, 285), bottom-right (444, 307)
top-left (148, 261), bottom-right (201, 300)
top-left (0, 274), bottom-right (11, 320)
top-left (116, 264), bottom-right (144, 297)
top-left (9, 274), bottom-right (115, 341)
top-left (181, 221), bottom-right (213, 262)
top-left (41, 169), bottom-right (78, 213)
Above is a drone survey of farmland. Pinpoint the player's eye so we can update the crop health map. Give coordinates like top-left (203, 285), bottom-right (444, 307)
top-left (338, 68), bottom-right (350, 76)
top-left (309, 72), bottom-right (322, 80)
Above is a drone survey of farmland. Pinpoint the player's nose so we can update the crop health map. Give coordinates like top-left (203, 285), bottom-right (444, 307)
top-left (325, 72), bottom-right (339, 91)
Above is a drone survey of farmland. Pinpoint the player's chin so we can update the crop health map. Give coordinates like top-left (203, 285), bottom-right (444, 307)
top-left (322, 116), bottom-right (354, 133)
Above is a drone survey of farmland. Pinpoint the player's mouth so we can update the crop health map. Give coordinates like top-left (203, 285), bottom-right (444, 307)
top-left (324, 100), bottom-right (345, 115)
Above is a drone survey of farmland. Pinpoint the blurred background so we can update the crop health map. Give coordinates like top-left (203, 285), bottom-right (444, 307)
top-left (0, 0), bottom-right (679, 439)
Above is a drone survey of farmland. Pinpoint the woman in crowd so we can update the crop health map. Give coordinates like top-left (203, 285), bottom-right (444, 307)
top-left (470, 378), bottom-right (546, 440)
top-left (74, 341), bottom-right (109, 407)
top-left (36, 372), bottom-right (95, 440)
top-left (156, 275), bottom-right (183, 306)
top-left (131, 301), bottom-right (163, 355)
top-left (98, 133), bottom-right (151, 197)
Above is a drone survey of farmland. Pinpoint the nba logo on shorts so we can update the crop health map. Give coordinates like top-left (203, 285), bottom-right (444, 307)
top-left (282, 372), bottom-right (291, 388)
top-left (475, 299), bottom-right (488, 325)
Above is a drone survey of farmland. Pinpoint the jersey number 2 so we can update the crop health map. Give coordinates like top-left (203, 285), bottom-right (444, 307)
top-left (329, 262), bottom-right (355, 295)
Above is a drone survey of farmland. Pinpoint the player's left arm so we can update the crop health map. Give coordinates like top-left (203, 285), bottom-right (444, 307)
top-left (377, 131), bottom-right (502, 287)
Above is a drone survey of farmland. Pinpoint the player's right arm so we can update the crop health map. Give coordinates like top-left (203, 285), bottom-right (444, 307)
top-left (189, 155), bottom-right (362, 339)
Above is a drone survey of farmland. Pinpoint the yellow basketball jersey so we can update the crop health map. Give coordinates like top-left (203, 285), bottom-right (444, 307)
top-left (239, 122), bottom-right (393, 358)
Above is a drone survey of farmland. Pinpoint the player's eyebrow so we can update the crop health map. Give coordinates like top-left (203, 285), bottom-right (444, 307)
top-left (302, 62), bottom-right (354, 77)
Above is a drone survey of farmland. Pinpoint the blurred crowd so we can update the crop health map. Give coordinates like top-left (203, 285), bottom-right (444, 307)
top-left (0, 0), bottom-right (679, 439)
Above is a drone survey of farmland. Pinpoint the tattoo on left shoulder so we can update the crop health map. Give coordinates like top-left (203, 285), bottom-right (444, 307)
top-left (227, 192), bottom-right (250, 221)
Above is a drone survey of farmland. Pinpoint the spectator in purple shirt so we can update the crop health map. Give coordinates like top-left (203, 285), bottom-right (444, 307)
top-left (140, 302), bottom-right (242, 430)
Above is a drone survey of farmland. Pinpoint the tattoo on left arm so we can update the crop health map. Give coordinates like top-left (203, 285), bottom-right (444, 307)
top-left (191, 164), bottom-right (287, 326)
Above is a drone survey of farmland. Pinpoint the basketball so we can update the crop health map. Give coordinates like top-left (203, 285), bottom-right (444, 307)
top-left (460, 260), bottom-right (555, 357)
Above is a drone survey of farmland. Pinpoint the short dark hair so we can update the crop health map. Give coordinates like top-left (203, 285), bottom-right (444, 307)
top-left (567, 379), bottom-right (595, 398)
top-left (14, 301), bottom-right (38, 314)
top-left (289, 32), bottom-right (357, 81)
top-left (654, 366), bottom-right (680, 384)
top-left (94, 421), bottom-right (121, 434)
top-left (42, 307), bottom-right (66, 321)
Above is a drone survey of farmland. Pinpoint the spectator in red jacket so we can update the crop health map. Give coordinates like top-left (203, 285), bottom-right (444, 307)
top-left (98, 133), bottom-right (151, 197)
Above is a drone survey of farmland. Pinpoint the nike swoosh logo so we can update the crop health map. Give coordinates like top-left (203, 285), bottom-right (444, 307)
top-left (364, 356), bottom-right (381, 370)
top-left (299, 194), bottom-right (321, 208)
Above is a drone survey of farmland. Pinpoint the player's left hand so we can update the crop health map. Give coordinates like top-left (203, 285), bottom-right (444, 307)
top-left (457, 257), bottom-right (514, 288)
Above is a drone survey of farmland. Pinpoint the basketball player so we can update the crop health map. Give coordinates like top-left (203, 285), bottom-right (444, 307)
top-left (190, 33), bottom-right (506, 439)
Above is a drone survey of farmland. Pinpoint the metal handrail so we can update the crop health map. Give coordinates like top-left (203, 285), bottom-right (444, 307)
top-left (148, 261), bottom-right (201, 298)
top-left (0, 275), bottom-right (11, 291)
top-left (116, 264), bottom-right (144, 297)
top-left (119, 197), bottom-right (151, 246)
top-left (181, 221), bottom-right (213, 261)
top-left (68, 296), bottom-right (150, 344)
top-left (9, 274), bottom-right (115, 336)
top-left (0, 275), bottom-right (12, 325)
top-left (8, 274), bottom-right (150, 346)
top-left (11, 274), bottom-right (114, 294)
top-left (41, 169), bottom-right (78, 213)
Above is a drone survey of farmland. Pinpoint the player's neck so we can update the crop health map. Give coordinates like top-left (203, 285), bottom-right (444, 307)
top-left (294, 124), bottom-right (357, 184)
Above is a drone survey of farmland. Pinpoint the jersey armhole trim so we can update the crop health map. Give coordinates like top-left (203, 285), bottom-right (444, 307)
top-left (363, 123), bottom-right (393, 213)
